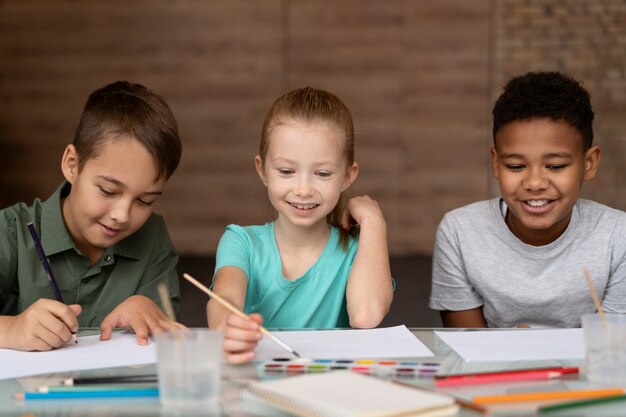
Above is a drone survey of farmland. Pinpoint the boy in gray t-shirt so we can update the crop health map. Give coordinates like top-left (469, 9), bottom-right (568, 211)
top-left (429, 71), bottom-right (626, 328)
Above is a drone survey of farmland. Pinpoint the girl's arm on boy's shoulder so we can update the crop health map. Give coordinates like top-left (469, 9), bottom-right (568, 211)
top-left (440, 307), bottom-right (487, 328)
top-left (342, 196), bottom-right (393, 329)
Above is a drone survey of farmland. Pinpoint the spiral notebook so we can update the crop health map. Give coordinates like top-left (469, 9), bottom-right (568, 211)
top-left (241, 370), bottom-right (459, 417)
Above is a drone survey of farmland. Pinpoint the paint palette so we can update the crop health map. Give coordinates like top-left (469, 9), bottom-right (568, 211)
top-left (258, 358), bottom-right (439, 380)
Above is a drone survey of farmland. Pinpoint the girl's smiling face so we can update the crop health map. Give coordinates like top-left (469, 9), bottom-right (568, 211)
top-left (256, 119), bottom-right (357, 231)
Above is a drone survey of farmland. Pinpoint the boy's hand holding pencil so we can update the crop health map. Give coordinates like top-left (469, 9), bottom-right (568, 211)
top-left (0, 221), bottom-right (81, 351)
top-left (0, 298), bottom-right (81, 351)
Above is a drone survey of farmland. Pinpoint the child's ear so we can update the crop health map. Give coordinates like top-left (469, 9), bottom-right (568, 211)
top-left (583, 145), bottom-right (601, 181)
top-left (490, 147), bottom-right (500, 180)
top-left (254, 155), bottom-right (268, 187)
top-left (341, 162), bottom-right (359, 192)
top-left (61, 145), bottom-right (79, 184)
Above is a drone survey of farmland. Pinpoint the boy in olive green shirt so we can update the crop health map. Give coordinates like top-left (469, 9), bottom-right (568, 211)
top-left (0, 81), bottom-right (183, 351)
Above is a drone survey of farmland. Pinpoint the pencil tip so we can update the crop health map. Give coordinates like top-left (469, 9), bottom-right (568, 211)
top-left (293, 351), bottom-right (300, 358)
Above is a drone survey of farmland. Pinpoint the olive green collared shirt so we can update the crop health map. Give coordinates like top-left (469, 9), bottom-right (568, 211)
top-left (0, 182), bottom-right (180, 326)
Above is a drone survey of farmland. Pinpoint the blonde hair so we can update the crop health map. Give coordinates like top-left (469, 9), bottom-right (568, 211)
top-left (259, 87), bottom-right (357, 250)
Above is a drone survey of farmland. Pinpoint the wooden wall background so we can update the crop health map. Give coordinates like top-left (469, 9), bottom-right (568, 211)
top-left (1, 0), bottom-right (625, 256)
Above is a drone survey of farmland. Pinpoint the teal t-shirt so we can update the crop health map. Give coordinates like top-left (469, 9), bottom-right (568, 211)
top-left (214, 223), bottom-right (357, 329)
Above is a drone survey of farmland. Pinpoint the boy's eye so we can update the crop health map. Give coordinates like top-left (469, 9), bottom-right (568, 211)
top-left (505, 164), bottom-right (524, 172)
top-left (137, 199), bottom-right (154, 207)
top-left (316, 171), bottom-right (332, 178)
top-left (278, 168), bottom-right (294, 175)
top-left (99, 187), bottom-right (115, 197)
top-left (546, 164), bottom-right (567, 171)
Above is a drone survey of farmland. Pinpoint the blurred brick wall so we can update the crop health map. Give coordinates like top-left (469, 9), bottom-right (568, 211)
top-left (1, 1), bottom-right (624, 256)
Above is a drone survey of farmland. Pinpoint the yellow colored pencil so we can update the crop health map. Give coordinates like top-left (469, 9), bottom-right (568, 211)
top-left (473, 388), bottom-right (624, 405)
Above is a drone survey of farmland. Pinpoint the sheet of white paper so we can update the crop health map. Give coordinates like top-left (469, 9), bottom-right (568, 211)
top-left (0, 332), bottom-right (156, 380)
top-left (434, 329), bottom-right (585, 361)
top-left (255, 325), bottom-right (433, 361)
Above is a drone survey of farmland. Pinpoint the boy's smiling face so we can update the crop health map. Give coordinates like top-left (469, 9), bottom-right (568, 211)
top-left (61, 136), bottom-right (166, 264)
top-left (491, 118), bottom-right (600, 246)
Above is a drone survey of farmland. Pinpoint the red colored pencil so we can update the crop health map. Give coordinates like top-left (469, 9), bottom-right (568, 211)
top-left (435, 367), bottom-right (579, 388)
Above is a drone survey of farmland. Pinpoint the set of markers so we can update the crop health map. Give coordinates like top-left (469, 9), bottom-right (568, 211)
top-left (258, 358), bottom-right (440, 380)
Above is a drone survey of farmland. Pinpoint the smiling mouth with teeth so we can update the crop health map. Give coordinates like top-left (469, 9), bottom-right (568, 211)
top-left (526, 200), bottom-right (550, 207)
top-left (288, 202), bottom-right (320, 210)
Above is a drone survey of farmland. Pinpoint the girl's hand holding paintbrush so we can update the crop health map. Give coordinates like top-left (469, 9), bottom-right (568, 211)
top-left (206, 267), bottom-right (266, 364)
top-left (221, 312), bottom-right (265, 364)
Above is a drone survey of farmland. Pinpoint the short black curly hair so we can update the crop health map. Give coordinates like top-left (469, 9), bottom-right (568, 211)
top-left (492, 71), bottom-right (594, 149)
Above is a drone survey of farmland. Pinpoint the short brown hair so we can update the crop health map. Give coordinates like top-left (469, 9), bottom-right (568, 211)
top-left (73, 81), bottom-right (182, 181)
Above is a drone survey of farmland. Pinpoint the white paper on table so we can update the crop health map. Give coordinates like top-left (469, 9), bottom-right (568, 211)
top-left (434, 328), bottom-right (585, 361)
top-left (0, 332), bottom-right (156, 380)
top-left (255, 325), bottom-right (434, 361)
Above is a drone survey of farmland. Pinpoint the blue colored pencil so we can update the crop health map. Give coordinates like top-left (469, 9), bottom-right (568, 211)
top-left (14, 388), bottom-right (159, 400)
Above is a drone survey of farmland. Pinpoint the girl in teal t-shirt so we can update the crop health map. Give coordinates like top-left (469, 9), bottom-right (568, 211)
top-left (207, 87), bottom-right (394, 364)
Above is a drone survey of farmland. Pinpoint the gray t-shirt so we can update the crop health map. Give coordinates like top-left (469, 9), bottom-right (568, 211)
top-left (429, 198), bottom-right (626, 328)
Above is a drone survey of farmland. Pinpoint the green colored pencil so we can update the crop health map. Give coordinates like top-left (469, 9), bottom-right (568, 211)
top-left (540, 394), bottom-right (626, 413)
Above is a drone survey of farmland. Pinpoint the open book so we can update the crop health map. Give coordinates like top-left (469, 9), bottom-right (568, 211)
top-left (242, 370), bottom-right (459, 417)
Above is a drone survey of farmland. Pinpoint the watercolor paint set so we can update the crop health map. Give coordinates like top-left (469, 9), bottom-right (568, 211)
top-left (257, 358), bottom-right (440, 380)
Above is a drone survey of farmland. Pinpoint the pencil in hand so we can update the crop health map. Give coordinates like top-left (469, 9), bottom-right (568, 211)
top-left (182, 273), bottom-right (300, 358)
top-left (27, 222), bottom-right (77, 344)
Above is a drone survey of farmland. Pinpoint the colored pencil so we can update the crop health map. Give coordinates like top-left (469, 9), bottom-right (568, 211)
top-left (439, 366), bottom-right (578, 379)
top-left (473, 388), bottom-right (624, 405)
top-left (437, 370), bottom-right (560, 387)
top-left (39, 384), bottom-right (157, 393)
top-left (435, 367), bottom-right (579, 387)
top-left (27, 222), bottom-right (64, 302)
top-left (540, 393), bottom-right (626, 413)
top-left (61, 374), bottom-right (158, 386)
top-left (27, 222), bottom-right (77, 344)
top-left (182, 272), bottom-right (300, 358)
top-left (14, 388), bottom-right (159, 400)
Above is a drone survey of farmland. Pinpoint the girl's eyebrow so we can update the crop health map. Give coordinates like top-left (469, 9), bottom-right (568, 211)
top-left (96, 175), bottom-right (162, 196)
top-left (270, 157), bottom-right (295, 164)
top-left (270, 157), bottom-right (340, 167)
